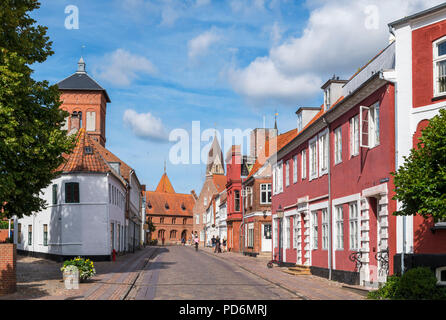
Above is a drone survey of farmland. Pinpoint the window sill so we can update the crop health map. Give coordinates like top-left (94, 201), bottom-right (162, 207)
top-left (432, 93), bottom-right (446, 101)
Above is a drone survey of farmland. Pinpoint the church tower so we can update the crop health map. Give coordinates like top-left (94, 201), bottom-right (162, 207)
top-left (57, 57), bottom-right (111, 146)
top-left (206, 135), bottom-right (225, 176)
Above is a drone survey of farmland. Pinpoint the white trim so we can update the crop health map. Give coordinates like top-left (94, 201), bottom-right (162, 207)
top-left (332, 194), bottom-right (361, 206)
top-left (284, 208), bottom-right (297, 217)
top-left (244, 211), bottom-right (271, 219)
top-left (436, 266), bottom-right (446, 285)
top-left (318, 129), bottom-right (329, 177)
top-left (309, 201), bottom-right (328, 212)
top-left (433, 35), bottom-right (446, 97)
top-left (308, 136), bottom-right (318, 181)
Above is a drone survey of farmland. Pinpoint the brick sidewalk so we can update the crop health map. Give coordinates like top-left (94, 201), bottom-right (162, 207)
top-left (196, 246), bottom-right (365, 300)
top-left (0, 247), bottom-right (158, 300)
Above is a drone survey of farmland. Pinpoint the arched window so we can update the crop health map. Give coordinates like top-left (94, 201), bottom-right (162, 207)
top-left (86, 111), bottom-right (96, 131)
top-left (170, 230), bottom-right (177, 239)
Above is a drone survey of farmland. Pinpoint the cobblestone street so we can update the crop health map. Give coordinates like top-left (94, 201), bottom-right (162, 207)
top-left (0, 246), bottom-right (365, 300)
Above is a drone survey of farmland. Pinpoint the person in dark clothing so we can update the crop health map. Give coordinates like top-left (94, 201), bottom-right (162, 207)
top-left (194, 232), bottom-right (199, 251)
top-left (215, 236), bottom-right (221, 253)
top-left (211, 235), bottom-right (216, 249)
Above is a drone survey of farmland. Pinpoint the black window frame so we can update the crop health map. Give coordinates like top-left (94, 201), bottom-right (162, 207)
top-left (65, 182), bottom-right (80, 203)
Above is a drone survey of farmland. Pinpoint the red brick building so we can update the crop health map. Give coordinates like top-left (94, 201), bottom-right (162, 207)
top-left (145, 172), bottom-right (196, 245)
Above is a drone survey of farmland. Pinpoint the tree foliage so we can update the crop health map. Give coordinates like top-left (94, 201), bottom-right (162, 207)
top-left (0, 0), bottom-right (75, 219)
top-left (392, 109), bottom-right (446, 221)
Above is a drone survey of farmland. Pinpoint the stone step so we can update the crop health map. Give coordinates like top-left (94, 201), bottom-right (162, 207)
top-left (282, 269), bottom-right (311, 276)
top-left (341, 284), bottom-right (374, 297)
top-left (288, 265), bottom-right (310, 272)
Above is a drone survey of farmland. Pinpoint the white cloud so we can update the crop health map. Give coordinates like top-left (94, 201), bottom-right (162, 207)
top-left (188, 27), bottom-right (221, 60)
top-left (123, 109), bottom-right (169, 142)
top-left (94, 49), bottom-right (156, 87)
top-left (227, 0), bottom-right (445, 106)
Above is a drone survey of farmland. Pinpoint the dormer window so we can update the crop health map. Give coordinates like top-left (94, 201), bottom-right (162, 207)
top-left (147, 201), bottom-right (152, 209)
top-left (324, 88), bottom-right (331, 111)
top-left (297, 112), bottom-right (302, 132)
top-left (181, 203), bottom-right (186, 210)
top-left (84, 146), bottom-right (93, 154)
top-left (434, 37), bottom-right (446, 97)
top-left (165, 202), bottom-right (169, 210)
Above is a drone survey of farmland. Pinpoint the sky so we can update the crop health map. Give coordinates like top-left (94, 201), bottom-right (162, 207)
top-left (30, 0), bottom-right (445, 194)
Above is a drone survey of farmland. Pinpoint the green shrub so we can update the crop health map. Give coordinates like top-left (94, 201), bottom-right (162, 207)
top-left (0, 221), bottom-right (11, 229)
top-left (61, 257), bottom-right (96, 280)
top-left (368, 267), bottom-right (446, 300)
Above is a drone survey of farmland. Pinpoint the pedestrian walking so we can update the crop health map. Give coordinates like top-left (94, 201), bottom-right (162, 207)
top-left (216, 236), bottom-right (222, 253)
top-left (223, 237), bottom-right (227, 252)
top-left (181, 237), bottom-right (185, 245)
top-left (211, 235), bottom-right (216, 249)
top-left (194, 232), bottom-right (199, 251)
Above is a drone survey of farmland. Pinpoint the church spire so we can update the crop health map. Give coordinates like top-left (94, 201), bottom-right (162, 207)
top-left (206, 134), bottom-right (225, 176)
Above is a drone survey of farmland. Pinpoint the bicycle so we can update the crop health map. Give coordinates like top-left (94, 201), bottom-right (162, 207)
top-left (267, 254), bottom-right (285, 268)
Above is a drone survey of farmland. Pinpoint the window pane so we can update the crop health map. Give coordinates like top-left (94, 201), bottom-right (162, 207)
top-left (439, 41), bottom-right (446, 56)
top-left (439, 60), bottom-right (446, 93)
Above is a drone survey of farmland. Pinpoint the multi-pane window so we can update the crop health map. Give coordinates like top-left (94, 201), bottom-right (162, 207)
top-left (65, 182), bottom-right (79, 203)
top-left (286, 217), bottom-right (291, 249)
top-left (43, 224), bottom-right (48, 246)
top-left (172, 218), bottom-right (176, 225)
top-left (301, 150), bottom-right (307, 180)
top-left (335, 206), bottom-right (344, 250)
top-left (278, 163), bottom-right (283, 193)
top-left (311, 211), bottom-right (318, 250)
top-left (334, 127), bottom-right (342, 164)
top-left (293, 215), bottom-right (299, 249)
top-left (324, 88), bottom-right (331, 110)
top-left (274, 219), bottom-right (279, 248)
top-left (160, 217), bottom-right (164, 224)
top-left (170, 230), bottom-right (177, 239)
top-left (322, 209), bottom-right (328, 250)
top-left (319, 131), bottom-right (328, 174)
top-left (293, 155), bottom-right (298, 183)
top-left (234, 190), bottom-right (240, 212)
top-left (350, 115), bottom-right (359, 157)
top-left (195, 214), bottom-right (199, 224)
top-left (285, 161), bottom-right (290, 187)
top-left (52, 184), bottom-right (57, 205)
top-left (349, 203), bottom-right (359, 250)
top-left (260, 184), bottom-right (272, 204)
top-left (369, 103), bottom-right (380, 148)
top-left (28, 225), bottom-right (32, 246)
top-left (434, 38), bottom-right (446, 96)
top-left (309, 138), bottom-right (318, 179)
top-left (248, 223), bottom-right (254, 248)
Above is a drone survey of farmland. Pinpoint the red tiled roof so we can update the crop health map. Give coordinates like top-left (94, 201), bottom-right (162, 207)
top-left (212, 174), bottom-right (227, 193)
top-left (91, 139), bottom-right (133, 181)
top-left (145, 191), bottom-right (195, 217)
top-left (155, 173), bottom-right (175, 193)
top-left (57, 128), bottom-right (111, 174)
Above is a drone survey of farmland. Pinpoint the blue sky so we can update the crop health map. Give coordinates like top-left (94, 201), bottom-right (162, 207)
top-left (30, 0), bottom-right (444, 194)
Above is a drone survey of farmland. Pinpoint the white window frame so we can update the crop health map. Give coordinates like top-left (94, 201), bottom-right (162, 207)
top-left (318, 129), bottom-right (329, 176)
top-left (436, 266), bottom-right (446, 285)
top-left (311, 211), bottom-right (318, 250)
top-left (260, 183), bottom-right (272, 204)
top-left (277, 161), bottom-right (283, 193)
top-left (335, 206), bottom-right (344, 250)
top-left (349, 203), bottom-right (359, 250)
top-left (309, 136), bottom-right (318, 180)
top-left (322, 209), bottom-right (328, 250)
top-left (285, 160), bottom-right (290, 187)
top-left (350, 115), bottom-right (359, 157)
top-left (297, 113), bottom-right (303, 132)
top-left (324, 87), bottom-right (331, 111)
top-left (248, 223), bottom-right (254, 248)
top-left (301, 149), bottom-right (307, 180)
top-left (285, 217), bottom-right (291, 249)
top-left (334, 126), bottom-right (342, 164)
top-left (433, 36), bottom-right (446, 97)
top-left (293, 215), bottom-right (300, 249)
top-left (360, 103), bottom-right (380, 149)
top-left (293, 155), bottom-right (298, 184)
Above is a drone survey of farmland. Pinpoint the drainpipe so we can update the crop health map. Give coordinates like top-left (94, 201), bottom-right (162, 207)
top-left (322, 116), bottom-right (333, 280)
top-left (239, 178), bottom-right (245, 254)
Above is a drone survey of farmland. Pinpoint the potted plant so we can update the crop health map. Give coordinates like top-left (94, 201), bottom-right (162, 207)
top-left (61, 257), bottom-right (96, 282)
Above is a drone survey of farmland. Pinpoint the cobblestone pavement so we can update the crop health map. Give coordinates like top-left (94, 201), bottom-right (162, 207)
top-left (197, 246), bottom-right (365, 300)
top-left (126, 245), bottom-right (300, 300)
top-left (1, 245), bottom-right (364, 300)
top-left (0, 247), bottom-right (158, 300)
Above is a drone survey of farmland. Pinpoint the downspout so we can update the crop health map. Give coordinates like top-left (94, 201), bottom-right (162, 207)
top-left (380, 68), bottom-right (403, 274)
top-left (322, 116), bottom-right (332, 280)
top-left (239, 178), bottom-right (245, 254)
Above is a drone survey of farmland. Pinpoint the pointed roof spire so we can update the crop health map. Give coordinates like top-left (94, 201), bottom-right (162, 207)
top-left (274, 111), bottom-right (278, 131)
top-left (155, 172), bottom-right (176, 193)
top-left (206, 134), bottom-right (224, 176)
top-left (77, 56), bottom-right (86, 74)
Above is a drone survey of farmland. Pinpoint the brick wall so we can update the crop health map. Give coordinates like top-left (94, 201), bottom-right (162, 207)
top-left (0, 230), bottom-right (8, 243)
top-left (0, 244), bottom-right (16, 295)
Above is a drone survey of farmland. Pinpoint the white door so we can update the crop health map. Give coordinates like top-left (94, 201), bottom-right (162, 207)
top-left (261, 224), bottom-right (272, 252)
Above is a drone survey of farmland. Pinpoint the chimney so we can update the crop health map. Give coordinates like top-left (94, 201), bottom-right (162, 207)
top-left (321, 75), bottom-right (348, 111)
top-left (191, 190), bottom-right (198, 201)
top-left (141, 184), bottom-right (146, 192)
